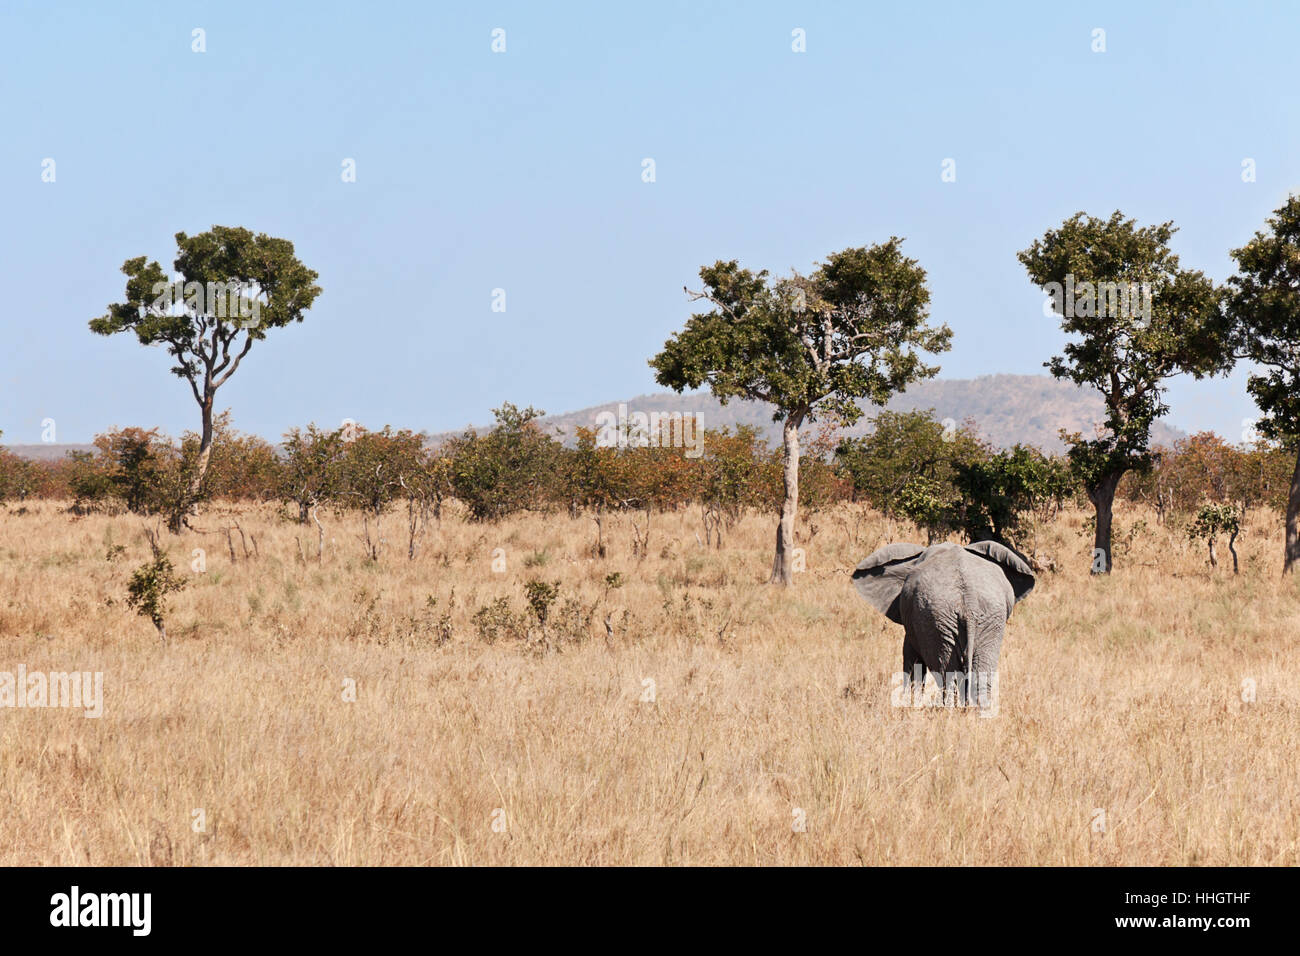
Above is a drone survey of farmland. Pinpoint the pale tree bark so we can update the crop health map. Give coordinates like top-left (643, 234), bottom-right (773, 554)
top-left (180, 326), bottom-right (252, 509)
top-left (188, 393), bottom-right (215, 501)
top-left (1284, 447), bottom-right (1300, 575)
top-left (770, 409), bottom-right (806, 586)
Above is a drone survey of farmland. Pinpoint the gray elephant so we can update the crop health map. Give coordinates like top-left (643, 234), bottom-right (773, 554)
top-left (852, 541), bottom-right (1034, 706)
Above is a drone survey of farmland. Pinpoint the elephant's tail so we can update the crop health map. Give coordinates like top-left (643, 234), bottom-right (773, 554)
top-left (956, 618), bottom-right (972, 688)
top-left (959, 592), bottom-right (976, 704)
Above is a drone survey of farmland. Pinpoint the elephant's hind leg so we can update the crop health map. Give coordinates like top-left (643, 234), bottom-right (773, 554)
top-left (954, 618), bottom-right (973, 706)
top-left (902, 639), bottom-right (927, 702)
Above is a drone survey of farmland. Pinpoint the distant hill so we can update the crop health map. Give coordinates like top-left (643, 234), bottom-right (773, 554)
top-left (3, 443), bottom-right (96, 461)
top-left (434, 374), bottom-right (1185, 454)
top-left (6, 375), bottom-right (1186, 461)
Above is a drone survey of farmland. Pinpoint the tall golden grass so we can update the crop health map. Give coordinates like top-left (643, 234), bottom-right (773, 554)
top-left (0, 499), bottom-right (1296, 865)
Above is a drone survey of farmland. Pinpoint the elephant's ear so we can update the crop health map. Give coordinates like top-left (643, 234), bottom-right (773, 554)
top-left (964, 540), bottom-right (1035, 604)
top-left (851, 543), bottom-right (927, 624)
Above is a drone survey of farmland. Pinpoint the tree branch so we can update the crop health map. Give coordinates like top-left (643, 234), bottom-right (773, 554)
top-left (213, 333), bottom-right (254, 388)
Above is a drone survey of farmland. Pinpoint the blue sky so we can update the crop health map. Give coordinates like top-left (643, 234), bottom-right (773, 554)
top-left (2, 0), bottom-right (1297, 445)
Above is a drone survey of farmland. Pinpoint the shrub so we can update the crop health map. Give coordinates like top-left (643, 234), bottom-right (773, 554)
top-left (125, 537), bottom-right (187, 643)
top-left (1188, 503), bottom-right (1241, 573)
top-left (444, 403), bottom-right (561, 521)
top-left (523, 579), bottom-right (560, 627)
top-left (472, 598), bottom-right (525, 644)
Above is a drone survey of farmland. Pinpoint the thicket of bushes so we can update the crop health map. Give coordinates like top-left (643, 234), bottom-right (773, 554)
top-left (0, 404), bottom-right (1290, 561)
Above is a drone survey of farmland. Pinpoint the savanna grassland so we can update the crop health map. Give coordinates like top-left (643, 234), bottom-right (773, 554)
top-left (0, 500), bottom-right (1297, 866)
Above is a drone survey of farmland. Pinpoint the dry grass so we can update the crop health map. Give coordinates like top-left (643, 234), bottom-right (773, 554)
top-left (0, 498), bottom-right (1297, 865)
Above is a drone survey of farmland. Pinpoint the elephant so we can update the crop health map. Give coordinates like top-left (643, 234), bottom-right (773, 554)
top-left (851, 541), bottom-right (1035, 706)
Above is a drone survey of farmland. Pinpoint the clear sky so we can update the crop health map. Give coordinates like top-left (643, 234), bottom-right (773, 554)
top-left (2, 1), bottom-right (1297, 445)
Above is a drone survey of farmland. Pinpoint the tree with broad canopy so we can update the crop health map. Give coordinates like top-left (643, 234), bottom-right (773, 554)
top-left (650, 241), bottom-right (951, 585)
top-left (90, 226), bottom-right (321, 528)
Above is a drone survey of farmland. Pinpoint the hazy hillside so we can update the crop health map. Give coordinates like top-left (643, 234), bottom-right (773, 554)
top-left (3, 443), bottom-right (96, 461)
top-left (441, 374), bottom-right (1186, 454)
top-left (7, 374), bottom-right (1186, 461)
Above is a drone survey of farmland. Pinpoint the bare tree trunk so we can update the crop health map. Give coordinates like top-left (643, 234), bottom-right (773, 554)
top-left (407, 496), bottom-right (419, 560)
top-left (631, 507), bottom-right (651, 559)
top-left (770, 411), bottom-right (804, 586)
top-left (362, 514), bottom-right (379, 561)
top-left (311, 502), bottom-right (325, 562)
top-left (233, 521), bottom-right (250, 558)
top-left (188, 395), bottom-right (215, 500)
top-left (593, 507), bottom-right (606, 559)
top-left (1089, 470), bottom-right (1123, 575)
top-left (1285, 447), bottom-right (1300, 575)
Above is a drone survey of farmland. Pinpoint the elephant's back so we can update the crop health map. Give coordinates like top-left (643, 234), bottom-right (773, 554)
top-left (953, 550), bottom-right (1016, 619)
top-left (903, 547), bottom-right (1014, 619)
top-left (898, 546), bottom-right (1015, 675)
top-left (899, 550), bottom-right (965, 630)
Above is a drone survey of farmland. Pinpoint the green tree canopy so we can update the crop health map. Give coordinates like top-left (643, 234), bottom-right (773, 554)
top-left (1019, 211), bottom-right (1226, 573)
top-left (445, 403), bottom-right (562, 521)
top-left (650, 241), bottom-right (951, 584)
top-left (835, 409), bottom-right (986, 516)
top-left (1225, 194), bottom-right (1300, 573)
top-left (90, 226), bottom-right (321, 521)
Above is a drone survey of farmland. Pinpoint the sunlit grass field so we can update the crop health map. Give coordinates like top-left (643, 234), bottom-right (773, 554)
top-left (0, 499), bottom-right (1296, 865)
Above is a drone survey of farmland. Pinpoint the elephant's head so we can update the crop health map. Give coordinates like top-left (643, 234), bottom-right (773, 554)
top-left (851, 541), bottom-right (1035, 624)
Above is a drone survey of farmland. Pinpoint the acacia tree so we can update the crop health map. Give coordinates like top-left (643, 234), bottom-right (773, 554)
top-left (1225, 196), bottom-right (1300, 574)
top-left (1019, 212), bottom-right (1224, 573)
top-left (697, 425), bottom-right (768, 546)
top-left (565, 427), bottom-right (627, 556)
top-left (835, 409), bottom-right (986, 515)
top-left (650, 241), bottom-right (951, 585)
top-left (952, 444), bottom-right (1075, 549)
top-left (281, 424), bottom-right (347, 523)
top-left (90, 226), bottom-right (321, 517)
top-left (92, 427), bottom-right (170, 514)
top-left (338, 426), bottom-right (430, 561)
top-left (444, 403), bottom-right (562, 521)
top-left (1188, 503), bottom-right (1240, 574)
